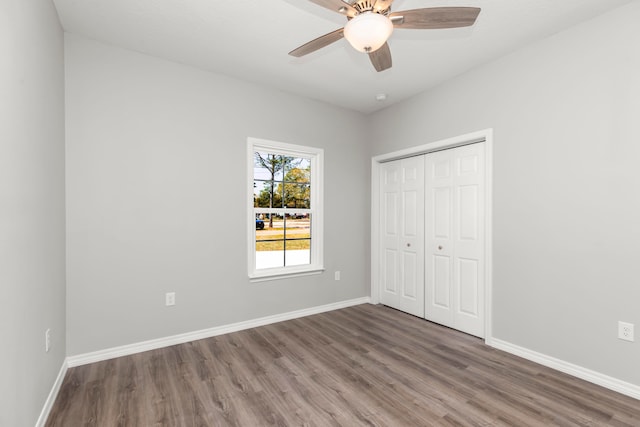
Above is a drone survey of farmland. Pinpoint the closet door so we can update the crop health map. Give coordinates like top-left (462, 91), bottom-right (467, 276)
top-left (425, 143), bottom-right (485, 337)
top-left (379, 156), bottom-right (425, 317)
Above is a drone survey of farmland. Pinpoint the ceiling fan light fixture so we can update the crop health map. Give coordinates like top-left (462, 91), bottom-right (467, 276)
top-left (343, 12), bottom-right (393, 53)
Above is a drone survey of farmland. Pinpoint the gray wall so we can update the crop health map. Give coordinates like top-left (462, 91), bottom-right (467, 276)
top-left (368, 2), bottom-right (640, 386)
top-left (64, 34), bottom-right (370, 356)
top-left (0, 0), bottom-right (66, 425)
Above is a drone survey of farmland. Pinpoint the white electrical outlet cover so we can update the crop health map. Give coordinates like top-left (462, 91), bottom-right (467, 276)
top-left (166, 292), bottom-right (176, 306)
top-left (618, 321), bottom-right (634, 342)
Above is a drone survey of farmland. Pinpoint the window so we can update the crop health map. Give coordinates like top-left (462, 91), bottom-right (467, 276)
top-left (247, 137), bottom-right (324, 280)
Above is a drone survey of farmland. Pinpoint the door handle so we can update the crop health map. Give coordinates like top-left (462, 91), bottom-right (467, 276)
top-left (438, 245), bottom-right (443, 250)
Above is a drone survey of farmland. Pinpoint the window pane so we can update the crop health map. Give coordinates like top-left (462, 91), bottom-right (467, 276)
top-left (285, 214), bottom-right (310, 238)
top-left (256, 240), bottom-right (284, 269)
top-left (286, 239), bottom-right (310, 266)
top-left (284, 215), bottom-right (311, 266)
top-left (254, 180), bottom-right (282, 208)
top-left (256, 213), bottom-right (282, 231)
top-left (255, 152), bottom-right (299, 182)
top-left (254, 152), bottom-right (285, 181)
top-left (284, 183), bottom-right (310, 208)
top-left (256, 212), bottom-right (284, 270)
top-left (284, 167), bottom-right (311, 183)
top-left (284, 162), bottom-right (311, 183)
top-left (274, 181), bottom-right (285, 208)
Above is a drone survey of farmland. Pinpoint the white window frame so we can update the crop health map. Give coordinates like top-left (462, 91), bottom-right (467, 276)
top-left (247, 137), bottom-right (324, 281)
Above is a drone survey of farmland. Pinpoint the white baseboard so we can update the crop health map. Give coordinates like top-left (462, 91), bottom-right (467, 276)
top-left (67, 296), bottom-right (371, 368)
top-left (487, 337), bottom-right (640, 400)
top-left (35, 359), bottom-right (68, 427)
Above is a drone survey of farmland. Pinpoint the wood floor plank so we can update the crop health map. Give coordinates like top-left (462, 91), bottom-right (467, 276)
top-left (258, 322), bottom-right (397, 426)
top-left (46, 304), bottom-right (640, 426)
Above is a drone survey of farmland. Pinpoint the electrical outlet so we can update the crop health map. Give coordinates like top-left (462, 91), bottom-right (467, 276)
top-left (45, 329), bottom-right (51, 353)
top-left (165, 292), bottom-right (176, 306)
top-left (335, 271), bottom-right (341, 281)
top-left (618, 321), bottom-right (634, 342)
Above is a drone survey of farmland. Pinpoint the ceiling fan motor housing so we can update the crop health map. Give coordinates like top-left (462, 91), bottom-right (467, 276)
top-left (351, 0), bottom-right (391, 15)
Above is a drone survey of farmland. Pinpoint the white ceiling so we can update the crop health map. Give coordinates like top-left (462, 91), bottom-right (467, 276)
top-left (53, 0), bottom-right (633, 114)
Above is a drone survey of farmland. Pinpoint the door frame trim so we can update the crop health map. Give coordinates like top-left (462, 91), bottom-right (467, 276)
top-left (370, 128), bottom-right (493, 341)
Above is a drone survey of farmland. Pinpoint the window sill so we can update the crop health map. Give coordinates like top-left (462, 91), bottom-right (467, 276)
top-left (249, 267), bottom-right (325, 283)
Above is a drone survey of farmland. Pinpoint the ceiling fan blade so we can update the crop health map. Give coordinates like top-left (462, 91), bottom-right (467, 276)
top-left (289, 28), bottom-right (345, 57)
top-left (390, 7), bottom-right (481, 29)
top-left (368, 42), bottom-right (392, 72)
top-left (306, 0), bottom-right (357, 18)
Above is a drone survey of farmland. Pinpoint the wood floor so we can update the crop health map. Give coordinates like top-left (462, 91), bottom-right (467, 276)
top-left (46, 304), bottom-right (640, 426)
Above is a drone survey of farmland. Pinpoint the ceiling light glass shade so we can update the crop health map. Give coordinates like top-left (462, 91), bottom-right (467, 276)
top-left (343, 12), bottom-right (393, 53)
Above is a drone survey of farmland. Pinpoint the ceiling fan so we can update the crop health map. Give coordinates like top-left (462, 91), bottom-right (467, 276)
top-left (289, 0), bottom-right (481, 72)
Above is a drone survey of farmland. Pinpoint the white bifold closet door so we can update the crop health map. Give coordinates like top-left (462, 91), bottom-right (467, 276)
top-left (425, 143), bottom-right (485, 338)
top-left (379, 156), bottom-right (425, 317)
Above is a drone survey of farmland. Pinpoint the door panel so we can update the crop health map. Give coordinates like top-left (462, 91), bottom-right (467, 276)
top-left (402, 252), bottom-right (418, 299)
top-left (434, 188), bottom-right (451, 238)
top-left (425, 149), bottom-right (455, 326)
top-left (384, 249), bottom-right (397, 293)
top-left (384, 193), bottom-right (398, 235)
top-left (433, 255), bottom-right (451, 308)
top-left (458, 153), bottom-right (478, 175)
top-left (458, 185), bottom-right (479, 240)
top-left (425, 143), bottom-right (485, 338)
top-left (453, 144), bottom-right (485, 337)
top-left (457, 258), bottom-right (479, 315)
top-left (403, 191), bottom-right (418, 237)
top-left (379, 156), bottom-right (425, 317)
top-left (381, 162), bottom-right (401, 307)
